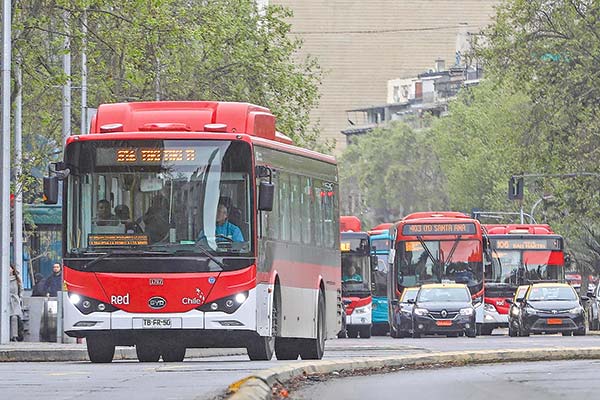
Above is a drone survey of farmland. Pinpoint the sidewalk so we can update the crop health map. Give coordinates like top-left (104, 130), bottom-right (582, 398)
top-left (0, 342), bottom-right (246, 362)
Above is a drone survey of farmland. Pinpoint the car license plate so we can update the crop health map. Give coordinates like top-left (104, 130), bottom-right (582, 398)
top-left (547, 318), bottom-right (563, 325)
top-left (143, 318), bottom-right (172, 328)
top-left (436, 320), bottom-right (453, 327)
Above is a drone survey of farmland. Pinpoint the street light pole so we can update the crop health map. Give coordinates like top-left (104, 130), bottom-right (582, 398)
top-left (530, 195), bottom-right (553, 224)
top-left (1, 0), bottom-right (11, 344)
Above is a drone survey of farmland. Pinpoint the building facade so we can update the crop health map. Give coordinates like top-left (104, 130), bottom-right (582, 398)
top-left (270, 0), bottom-right (500, 154)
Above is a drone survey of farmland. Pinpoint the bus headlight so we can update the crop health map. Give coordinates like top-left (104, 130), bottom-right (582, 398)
top-left (199, 291), bottom-right (249, 314)
top-left (67, 293), bottom-right (117, 315)
top-left (69, 294), bottom-right (81, 305)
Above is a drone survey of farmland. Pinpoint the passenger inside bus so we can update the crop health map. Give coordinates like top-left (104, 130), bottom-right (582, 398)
top-left (95, 199), bottom-right (118, 226)
top-left (143, 194), bottom-right (170, 243)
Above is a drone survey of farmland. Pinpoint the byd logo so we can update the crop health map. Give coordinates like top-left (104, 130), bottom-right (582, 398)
top-left (148, 296), bottom-right (167, 309)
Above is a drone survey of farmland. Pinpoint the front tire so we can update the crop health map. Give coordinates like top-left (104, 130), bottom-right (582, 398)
top-left (136, 342), bottom-right (161, 362)
top-left (299, 291), bottom-right (325, 360)
top-left (346, 327), bottom-right (359, 338)
top-left (466, 328), bottom-right (477, 338)
top-left (246, 336), bottom-right (275, 361)
top-left (275, 337), bottom-right (299, 360)
top-left (359, 326), bottom-right (371, 339)
top-left (162, 345), bottom-right (186, 362)
top-left (86, 335), bottom-right (115, 363)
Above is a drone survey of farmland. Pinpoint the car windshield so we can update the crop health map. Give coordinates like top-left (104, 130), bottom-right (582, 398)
top-left (65, 139), bottom-right (253, 257)
top-left (401, 288), bottom-right (419, 302)
top-left (528, 286), bottom-right (577, 301)
top-left (417, 287), bottom-right (470, 303)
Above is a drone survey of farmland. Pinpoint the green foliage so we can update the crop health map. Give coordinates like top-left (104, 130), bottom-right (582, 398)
top-left (11, 0), bottom-right (323, 201)
top-left (339, 122), bottom-right (448, 227)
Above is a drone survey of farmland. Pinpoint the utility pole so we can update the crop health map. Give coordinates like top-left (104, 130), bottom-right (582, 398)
top-left (62, 10), bottom-right (71, 146)
top-left (81, 9), bottom-right (87, 135)
top-left (1, 0), bottom-right (12, 344)
top-left (14, 58), bottom-right (23, 294)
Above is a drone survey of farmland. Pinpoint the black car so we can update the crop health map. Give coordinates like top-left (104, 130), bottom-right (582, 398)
top-left (390, 287), bottom-right (419, 338)
top-left (508, 283), bottom-right (587, 336)
top-left (411, 283), bottom-right (477, 338)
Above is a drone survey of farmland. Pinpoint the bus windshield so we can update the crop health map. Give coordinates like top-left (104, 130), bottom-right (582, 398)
top-left (396, 239), bottom-right (483, 295)
top-left (370, 237), bottom-right (390, 297)
top-left (490, 249), bottom-right (564, 284)
top-left (65, 140), bottom-right (253, 257)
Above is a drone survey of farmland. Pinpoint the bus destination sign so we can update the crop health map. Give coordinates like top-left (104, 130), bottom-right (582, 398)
top-left (402, 223), bottom-right (476, 236)
top-left (96, 148), bottom-right (197, 166)
top-left (89, 234), bottom-right (149, 247)
top-left (490, 238), bottom-right (562, 251)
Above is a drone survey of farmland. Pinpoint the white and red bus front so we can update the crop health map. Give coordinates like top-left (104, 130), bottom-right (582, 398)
top-left (62, 135), bottom-right (266, 347)
top-left (340, 232), bottom-right (373, 338)
top-left (483, 228), bottom-right (565, 333)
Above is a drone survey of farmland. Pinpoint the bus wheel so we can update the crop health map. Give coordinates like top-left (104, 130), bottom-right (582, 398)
top-left (136, 341), bottom-right (161, 362)
top-left (346, 327), bottom-right (359, 338)
top-left (162, 345), bottom-right (186, 362)
top-left (275, 337), bottom-right (299, 360)
top-left (359, 326), bottom-right (371, 339)
top-left (480, 326), bottom-right (494, 336)
top-left (86, 335), bottom-right (115, 363)
top-left (299, 291), bottom-right (325, 360)
top-left (247, 336), bottom-right (275, 361)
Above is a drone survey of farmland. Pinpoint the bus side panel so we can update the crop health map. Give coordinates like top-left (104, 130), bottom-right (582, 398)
top-left (260, 239), bottom-right (339, 339)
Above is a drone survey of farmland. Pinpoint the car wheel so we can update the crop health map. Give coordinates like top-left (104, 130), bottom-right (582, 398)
top-left (562, 331), bottom-right (573, 336)
top-left (466, 328), bottom-right (477, 338)
top-left (573, 327), bottom-right (586, 336)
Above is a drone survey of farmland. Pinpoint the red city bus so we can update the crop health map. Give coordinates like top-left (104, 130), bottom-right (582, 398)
top-left (481, 224), bottom-right (565, 335)
top-left (339, 216), bottom-right (373, 338)
top-left (45, 101), bottom-right (340, 362)
top-left (388, 212), bottom-right (485, 337)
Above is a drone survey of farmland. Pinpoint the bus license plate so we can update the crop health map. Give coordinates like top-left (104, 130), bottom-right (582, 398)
top-left (436, 320), bottom-right (452, 327)
top-left (143, 318), bottom-right (172, 328)
top-left (547, 318), bottom-right (562, 325)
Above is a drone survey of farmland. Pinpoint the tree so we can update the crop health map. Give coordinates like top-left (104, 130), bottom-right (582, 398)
top-left (339, 122), bottom-right (448, 227)
top-left (11, 0), bottom-right (324, 199)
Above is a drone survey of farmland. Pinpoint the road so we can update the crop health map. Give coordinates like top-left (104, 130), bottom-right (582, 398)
top-left (294, 359), bottom-right (599, 400)
top-left (2, 331), bottom-right (600, 400)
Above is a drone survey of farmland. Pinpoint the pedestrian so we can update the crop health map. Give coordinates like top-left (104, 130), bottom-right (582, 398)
top-left (43, 263), bottom-right (62, 297)
top-left (9, 264), bottom-right (24, 342)
top-left (31, 272), bottom-right (47, 297)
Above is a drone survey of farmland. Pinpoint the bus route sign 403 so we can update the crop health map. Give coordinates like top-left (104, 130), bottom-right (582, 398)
top-left (402, 223), bottom-right (477, 236)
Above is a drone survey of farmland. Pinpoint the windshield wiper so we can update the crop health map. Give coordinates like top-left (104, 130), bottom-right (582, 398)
top-left (442, 236), bottom-right (462, 270)
top-left (149, 243), bottom-right (226, 269)
top-left (416, 236), bottom-right (441, 274)
top-left (82, 249), bottom-right (165, 270)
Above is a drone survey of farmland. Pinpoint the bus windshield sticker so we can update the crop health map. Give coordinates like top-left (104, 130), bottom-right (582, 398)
top-left (89, 234), bottom-right (149, 247)
top-left (402, 223), bottom-right (476, 236)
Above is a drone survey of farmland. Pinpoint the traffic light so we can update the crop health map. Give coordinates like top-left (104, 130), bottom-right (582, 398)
top-left (508, 177), bottom-right (524, 200)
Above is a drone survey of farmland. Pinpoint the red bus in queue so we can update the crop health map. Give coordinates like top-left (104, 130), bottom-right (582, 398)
top-left (481, 224), bottom-right (565, 335)
top-left (388, 212), bottom-right (485, 338)
top-left (339, 216), bottom-right (374, 338)
top-left (44, 101), bottom-right (340, 362)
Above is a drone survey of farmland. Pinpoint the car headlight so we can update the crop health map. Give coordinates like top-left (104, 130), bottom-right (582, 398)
top-left (524, 306), bottom-right (537, 315)
top-left (568, 306), bottom-right (584, 314)
top-left (460, 307), bottom-right (474, 316)
top-left (414, 307), bottom-right (429, 316)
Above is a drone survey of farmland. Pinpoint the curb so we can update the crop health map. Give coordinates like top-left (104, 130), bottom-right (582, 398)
top-left (0, 347), bottom-right (246, 362)
top-left (226, 347), bottom-right (600, 399)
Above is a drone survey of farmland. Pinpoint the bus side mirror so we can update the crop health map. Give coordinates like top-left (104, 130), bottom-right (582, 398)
top-left (371, 255), bottom-right (378, 269)
top-left (258, 181), bottom-right (274, 211)
top-left (391, 299), bottom-right (399, 306)
top-left (43, 176), bottom-right (59, 204)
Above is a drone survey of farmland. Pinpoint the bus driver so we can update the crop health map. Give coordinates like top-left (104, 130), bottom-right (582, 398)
top-left (197, 203), bottom-right (244, 243)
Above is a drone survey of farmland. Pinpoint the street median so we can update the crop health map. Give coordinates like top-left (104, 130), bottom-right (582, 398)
top-left (226, 347), bottom-right (600, 400)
